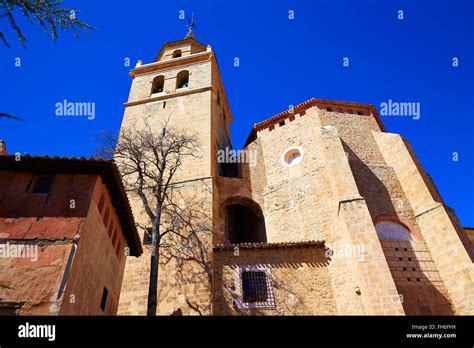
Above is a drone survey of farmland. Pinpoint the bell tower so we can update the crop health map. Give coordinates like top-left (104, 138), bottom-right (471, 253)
top-left (117, 29), bottom-right (233, 315)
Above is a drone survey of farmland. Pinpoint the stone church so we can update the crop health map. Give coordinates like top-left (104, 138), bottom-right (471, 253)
top-left (117, 33), bottom-right (474, 316)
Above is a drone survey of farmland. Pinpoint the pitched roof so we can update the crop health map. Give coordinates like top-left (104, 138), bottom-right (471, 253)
top-left (0, 155), bottom-right (142, 256)
top-left (244, 97), bottom-right (385, 146)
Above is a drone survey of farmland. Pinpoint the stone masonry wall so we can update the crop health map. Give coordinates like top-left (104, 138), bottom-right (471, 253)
top-left (118, 45), bottom-right (217, 315)
top-left (373, 132), bottom-right (474, 314)
top-left (213, 247), bottom-right (336, 315)
top-left (231, 107), bottom-right (404, 314)
top-left (380, 240), bottom-right (454, 315)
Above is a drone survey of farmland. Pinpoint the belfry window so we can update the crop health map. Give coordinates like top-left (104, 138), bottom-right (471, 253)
top-left (176, 70), bottom-right (189, 89)
top-left (172, 49), bottom-right (182, 58)
top-left (151, 75), bottom-right (164, 95)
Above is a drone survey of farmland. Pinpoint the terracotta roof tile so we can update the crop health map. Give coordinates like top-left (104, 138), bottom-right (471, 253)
top-left (244, 97), bottom-right (385, 146)
top-left (213, 240), bottom-right (325, 251)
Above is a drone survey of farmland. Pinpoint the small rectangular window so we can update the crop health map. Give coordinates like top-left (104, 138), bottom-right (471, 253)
top-left (279, 121), bottom-right (285, 127)
top-left (326, 107), bottom-right (333, 112)
top-left (242, 271), bottom-right (269, 303)
top-left (239, 267), bottom-right (275, 309)
top-left (98, 195), bottom-right (105, 214)
top-left (32, 176), bottom-right (53, 194)
top-left (100, 287), bottom-right (108, 311)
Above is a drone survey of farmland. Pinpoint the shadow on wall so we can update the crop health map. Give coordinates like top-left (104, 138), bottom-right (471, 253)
top-left (158, 187), bottom-right (215, 316)
top-left (342, 142), bottom-right (455, 315)
top-left (213, 248), bottom-right (332, 316)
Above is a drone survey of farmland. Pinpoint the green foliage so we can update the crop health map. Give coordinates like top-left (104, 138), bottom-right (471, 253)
top-left (0, 0), bottom-right (96, 47)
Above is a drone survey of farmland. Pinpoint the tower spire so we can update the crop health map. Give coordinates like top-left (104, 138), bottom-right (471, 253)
top-left (185, 13), bottom-right (196, 39)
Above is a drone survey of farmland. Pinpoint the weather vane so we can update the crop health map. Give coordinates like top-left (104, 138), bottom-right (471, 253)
top-left (185, 13), bottom-right (197, 39)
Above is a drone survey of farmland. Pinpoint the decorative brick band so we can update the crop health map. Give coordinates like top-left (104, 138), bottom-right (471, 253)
top-left (213, 240), bottom-right (325, 252)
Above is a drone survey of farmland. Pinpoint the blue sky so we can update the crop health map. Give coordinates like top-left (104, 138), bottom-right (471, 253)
top-left (0, 0), bottom-right (473, 226)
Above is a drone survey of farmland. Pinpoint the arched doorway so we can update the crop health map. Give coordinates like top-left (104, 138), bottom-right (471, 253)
top-left (222, 198), bottom-right (266, 244)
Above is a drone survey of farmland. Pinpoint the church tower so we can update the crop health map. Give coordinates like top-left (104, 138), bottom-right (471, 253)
top-left (117, 29), bottom-right (232, 315)
top-left (117, 28), bottom-right (474, 316)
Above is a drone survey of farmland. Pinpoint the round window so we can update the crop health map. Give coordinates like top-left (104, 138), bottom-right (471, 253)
top-left (281, 147), bottom-right (304, 167)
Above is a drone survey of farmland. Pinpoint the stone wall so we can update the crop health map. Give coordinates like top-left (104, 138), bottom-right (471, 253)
top-left (380, 240), bottom-right (454, 315)
top-left (213, 247), bottom-right (336, 315)
top-left (233, 108), bottom-right (404, 314)
top-left (374, 132), bottom-right (474, 314)
top-left (118, 179), bottom-right (213, 315)
top-left (118, 42), bottom-right (221, 315)
top-left (117, 38), bottom-right (471, 316)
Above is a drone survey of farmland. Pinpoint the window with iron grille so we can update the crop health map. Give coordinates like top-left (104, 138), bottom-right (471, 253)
top-left (240, 267), bottom-right (275, 309)
top-left (242, 271), bottom-right (268, 302)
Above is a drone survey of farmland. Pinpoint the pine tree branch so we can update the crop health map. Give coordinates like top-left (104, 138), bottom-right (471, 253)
top-left (0, 113), bottom-right (23, 121)
top-left (0, 0), bottom-right (97, 47)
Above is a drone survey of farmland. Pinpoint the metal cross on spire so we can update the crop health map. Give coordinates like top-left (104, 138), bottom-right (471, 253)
top-left (185, 13), bottom-right (197, 39)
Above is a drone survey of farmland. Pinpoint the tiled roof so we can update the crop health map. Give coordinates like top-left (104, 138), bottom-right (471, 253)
top-left (244, 97), bottom-right (384, 146)
top-left (213, 240), bottom-right (325, 251)
top-left (0, 154), bottom-right (142, 256)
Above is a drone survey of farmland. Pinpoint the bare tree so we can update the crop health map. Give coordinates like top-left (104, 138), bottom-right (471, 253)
top-left (95, 118), bottom-right (203, 316)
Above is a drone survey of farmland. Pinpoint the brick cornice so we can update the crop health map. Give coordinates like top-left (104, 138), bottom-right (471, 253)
top-left (244, 98), bottom-right (386, 147)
